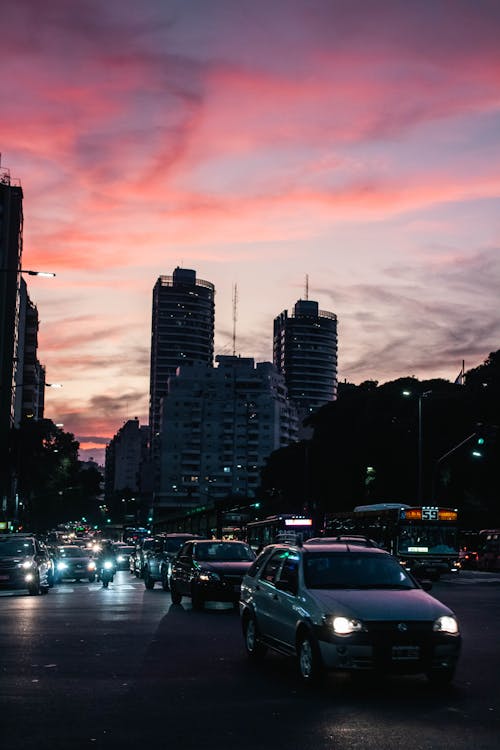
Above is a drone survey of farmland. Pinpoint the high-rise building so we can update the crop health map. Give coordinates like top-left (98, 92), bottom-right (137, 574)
top-left (156, 356), bottom-right (298, 517)
top-left (273, 299), bottom-right (338, 430)
top-left (149, 268), bottom-right (215, 455)
top-left (0, 167), bottom-right (24, 515)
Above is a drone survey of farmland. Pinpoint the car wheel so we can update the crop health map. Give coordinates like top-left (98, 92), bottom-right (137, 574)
top-left (88, 575), bottom-right (96, 583)
top-left (426, 667), bottom-right (456, 686)
top-left (161, 572), bottom-right (170, 591)
top-left (28, 576), bottom-right (40, 596)
top-left (191, 585), bottom-right (204, 610)
top-left (40, 584), bottom-right (49, 595)
top-left (243, 614), bottom-right (267, 660)
top-left (170, 580), bottom-right (182, 604)
top-left (144, 570), bottom-right (155, 590)
top-left (297, 632), bottom-right (324, 684)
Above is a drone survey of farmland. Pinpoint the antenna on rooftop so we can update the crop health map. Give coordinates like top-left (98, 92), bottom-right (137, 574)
top-left (232, 283), bottom-right (238, 356)
top-left (305, 274), bottom-right (309, 300)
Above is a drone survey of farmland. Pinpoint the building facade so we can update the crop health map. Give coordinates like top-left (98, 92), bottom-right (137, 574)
top-left (156, 356), bottom-right (298, 518)
top-left (149, 268), bottom-right (215, 465)
top-left (0, 167), bottom-right (24, 517)
top-left (273, 299), bottom-right (338, 432)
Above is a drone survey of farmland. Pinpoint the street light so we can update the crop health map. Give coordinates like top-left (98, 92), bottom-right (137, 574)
top-left (0, 267), bottom-right (56, 277)
top-left (403, 390), bottom-right (432, 505)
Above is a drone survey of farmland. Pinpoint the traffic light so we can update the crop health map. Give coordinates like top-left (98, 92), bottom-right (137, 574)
top-left (472, 424), bottom-right (498, 457)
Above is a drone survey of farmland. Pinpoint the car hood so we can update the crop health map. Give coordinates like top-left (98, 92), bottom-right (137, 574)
top-left (198, 561), bottom-right (254, 576)
top-left (310, 587), bottom-right (452, 621)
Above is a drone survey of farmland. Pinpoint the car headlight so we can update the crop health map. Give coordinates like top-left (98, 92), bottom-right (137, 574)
top-left (20, 560), bottom-right (34, 569)
top-left (103, 560), bottom-right (113, 570)
top-left (433, 615), bottom-right (459, 635)
top-left (198, 570), bottom-right (220, 582)
top-left (57, 561), bottom-right (68, 571)
top-left (331, 616), bottom-right (364, 635)
top-left (88, 561), bottom-right (96, 571)
top-left (117, 555), bottom-right (125, 563)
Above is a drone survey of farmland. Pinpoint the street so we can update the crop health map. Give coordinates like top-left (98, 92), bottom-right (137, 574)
top-left (1, 570), bottom-right (499, 750)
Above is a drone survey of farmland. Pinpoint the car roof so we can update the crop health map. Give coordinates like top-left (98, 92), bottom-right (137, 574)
top-left (304, 536), bottom-right (380, 548)
top-left (265, 541), bottom-right (390, 556)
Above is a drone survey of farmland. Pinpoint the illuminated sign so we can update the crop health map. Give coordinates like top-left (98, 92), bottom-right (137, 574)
top-left (285, 518), bottom-right (313, 527)
top-left (402, 507), bottom-right (457, 522)
top-left (408, 546), bottom-right (429, 553)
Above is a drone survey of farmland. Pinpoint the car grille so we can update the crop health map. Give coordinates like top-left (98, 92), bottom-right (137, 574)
top-left (352, 620), bottom-right (436, 670)
top-left (221, 574), bottom-right (243, 586)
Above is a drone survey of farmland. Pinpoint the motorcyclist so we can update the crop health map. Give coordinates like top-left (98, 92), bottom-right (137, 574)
top-left (95, 540), bottom-right (117, 584)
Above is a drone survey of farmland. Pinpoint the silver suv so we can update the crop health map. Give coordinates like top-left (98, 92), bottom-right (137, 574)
top-left (239, 540), bottom-right (461, 685)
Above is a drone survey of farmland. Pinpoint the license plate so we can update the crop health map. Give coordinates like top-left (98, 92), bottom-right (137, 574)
top-left (392, 646), bottom-right (420, 660)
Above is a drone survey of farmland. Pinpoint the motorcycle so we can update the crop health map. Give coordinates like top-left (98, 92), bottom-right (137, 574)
top-left (99, 559), bottom-right (115, 588)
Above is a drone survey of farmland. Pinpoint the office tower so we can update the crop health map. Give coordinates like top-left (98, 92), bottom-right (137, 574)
top-left (149, 267), bottom-right (215, 457)
top-left (157, 356), bottom-right (298, 516)
top-left (273, 298), bottom-right (338, 429)
top-left (0, 167), bottom-right (24, 514)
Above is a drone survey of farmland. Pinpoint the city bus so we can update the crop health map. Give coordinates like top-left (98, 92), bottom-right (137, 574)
top-left (245, 514), bottom-right (315, 552)
top-left (323, 503), bottom-right (460, 579)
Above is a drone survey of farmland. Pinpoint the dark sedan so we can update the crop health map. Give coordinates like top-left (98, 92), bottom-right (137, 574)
top-left (55, 545), bottom-right (97, 583)
top-left (169, 539), bottom-right (256, 610)
top-left (0, 535), bottom-right (51, 595)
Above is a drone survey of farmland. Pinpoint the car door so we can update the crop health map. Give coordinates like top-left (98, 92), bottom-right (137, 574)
top-left (253, 549), bottom-right (290, 645)
top-left (269, 551), bottom-right (301, 649)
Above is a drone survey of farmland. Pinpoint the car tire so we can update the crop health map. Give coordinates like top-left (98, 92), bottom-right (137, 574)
top-left (161, 572), bottom-right (170, 591)
top-left (88, 575), bottom-right (96, 583)
top-left (191, 585), bottom-right (204, 611)
top-left (297, 632), bottom-right (325, 684)
top-left (144, 570), bottom-right (155, 590)
top-left (170, 581), bottom-right (182, 604)
top-left (40, 584), bottom-right (49, 595)
top-left (28, 577), bottom-right (40, 596)
top-left (243, 614), bottom-right (267, 660)
top-left (426, 667), bottom-right (456, 686)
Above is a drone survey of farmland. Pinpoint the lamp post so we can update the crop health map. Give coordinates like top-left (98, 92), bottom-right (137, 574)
top-left (403, 390), bottom-right (432, 505)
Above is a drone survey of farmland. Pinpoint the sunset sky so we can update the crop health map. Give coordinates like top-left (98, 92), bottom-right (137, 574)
top-left (2, 0), bottom-right (500, 464)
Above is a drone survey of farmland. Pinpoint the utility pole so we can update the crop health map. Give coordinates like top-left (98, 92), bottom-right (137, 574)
top-left (232, 283), bottom-right (238, 356)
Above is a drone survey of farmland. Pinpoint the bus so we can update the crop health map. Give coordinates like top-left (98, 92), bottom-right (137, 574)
top-left (245, 514), bottom-right (315, 552)
top-left (476, 529), bottom-right (500, 571)
top-left (323, 503), bottom-right (460, 579)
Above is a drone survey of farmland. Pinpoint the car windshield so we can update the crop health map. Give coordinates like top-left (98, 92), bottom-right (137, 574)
top-left (304, 552), bottom-right (416, 589)
top-left (59, 547), bottom-right (86, 558)
top-left (0, 539), bottom-right (36, 556)
top-left (194, 542), bottom-right (255, 562)
top-left (166, 538), bottom-right (193, 553)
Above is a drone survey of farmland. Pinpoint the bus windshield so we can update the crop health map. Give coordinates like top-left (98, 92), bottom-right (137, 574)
top-left (398, 524), bottom-right (458, 554)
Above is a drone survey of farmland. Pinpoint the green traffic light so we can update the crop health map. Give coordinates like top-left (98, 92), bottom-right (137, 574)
top-left (477, 437), bottom-right (485, 445)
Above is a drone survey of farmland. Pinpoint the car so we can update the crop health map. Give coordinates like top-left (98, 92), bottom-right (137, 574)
top-left (142, 533), bottom-right (205, 590)
top-left (0, 534), bottom-right (51, 595)
top-left (132, 537), bottom-right (155, 578)
top-left (169, 539), bottom-right (256, 610)
top-left (54, 545), bottom-right (97, 583)
top-left (240, 540), bottom-right (461, 685)
top-left (113, 544), bottom-right (135, 571)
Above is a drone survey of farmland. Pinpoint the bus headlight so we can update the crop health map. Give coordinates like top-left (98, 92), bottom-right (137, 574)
top-left (433, 615), bottom-right (459, 635)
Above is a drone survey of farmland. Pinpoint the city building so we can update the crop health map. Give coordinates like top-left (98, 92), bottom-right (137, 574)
top-left (0, 166), bottom-right (24, 516)
top-left (156, 356), bottom-right (298, 520)
top-left (149, 268), bottom-right (215, 470)
top-left (14, 277), bottom-right (46, 425)
top-left (105, 418), bottom-right (152, 525)
top-left (273, 298), bottom-right (338, 434)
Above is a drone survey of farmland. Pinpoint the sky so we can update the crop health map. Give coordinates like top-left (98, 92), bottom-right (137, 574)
top-left (2, 0), bottom-right (499, 464)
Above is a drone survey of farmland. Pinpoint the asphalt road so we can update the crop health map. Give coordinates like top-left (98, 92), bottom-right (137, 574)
top-left (1, 570), bottom-right (499, 750)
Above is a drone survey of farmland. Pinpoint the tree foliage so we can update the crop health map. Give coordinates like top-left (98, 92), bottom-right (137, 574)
top-left (259, 351), bottom-right (500, 528)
